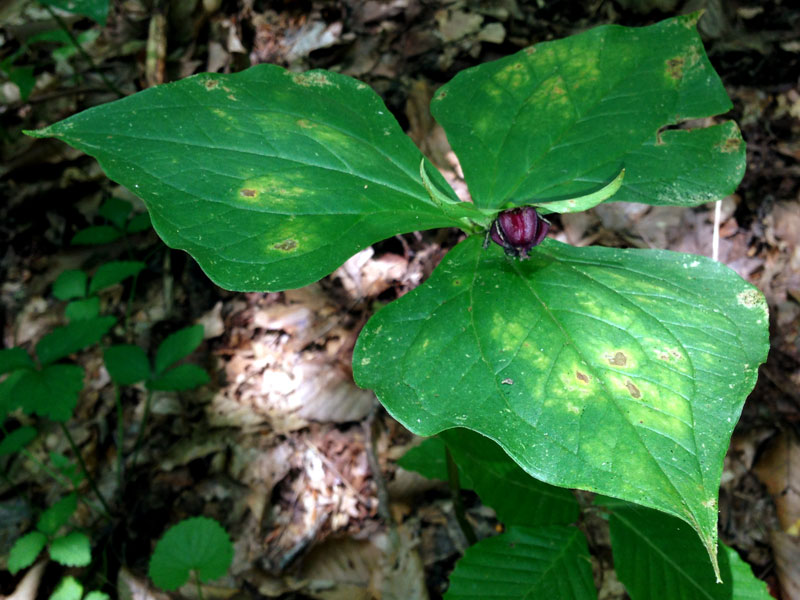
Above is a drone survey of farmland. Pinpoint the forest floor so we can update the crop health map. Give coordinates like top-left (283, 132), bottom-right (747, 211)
top-left (1, 0), bottom-right (799, 598)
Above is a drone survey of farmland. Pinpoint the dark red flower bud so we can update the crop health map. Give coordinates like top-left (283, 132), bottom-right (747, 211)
top-left (489, 207), bottom-right (549, 259)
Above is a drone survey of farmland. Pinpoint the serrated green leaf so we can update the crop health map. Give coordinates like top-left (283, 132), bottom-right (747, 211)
top-left (26, 65), bottom-right (467, 292)
top-left (104, 345), bottom-right (150, 385)
top-left (444, 526), bottom-right (596, 599)
top-left (147, 364), bottom-right (209, 391)
top-left (148, 516), bottom-right (233, 591)
top-left (50, 452), bottom-right (85, 486)
top-left (7, 531), bottom-right (48, 574)
top-left (49, 575), bottom-right (84, 600)
top-left (0, 426), bottom-right (38, 456)
top-left (354, 236), bottom-right (769, 573)
top-left (53, 270), bottom-right (88, 300)
top-left (98, 197), bottom-right (132, 229)
top-left (0, 347), bottom-right (35, 374)
top-left (37, 493), bottom-right (78, 536)
top-left (153, 325), bottom-right (204, 374)
top-left (36, 317), bottom-right (116, 365)
top-left (440, 429), bottom-right (579, 527)
top-left (50, 531), bottom-right (92, 567)
top-left (725, 544), bottom-right (772, 599)
top-left (72, 225), bottom-right (122, 245)
top-left (608, 502), bottom-right (731, 595)
top-left (65, 297), bottom-right (101, 321)
top-left (40, 0), bottom-right (109, 26)
top-left (126, 211), bottom-right (151, 233)
top-left (432, 14), bottom-right (744, 209)
top-left (88, 261), bottom-right (145, 294)
top-left (14, 365), bottom-right (84, 421)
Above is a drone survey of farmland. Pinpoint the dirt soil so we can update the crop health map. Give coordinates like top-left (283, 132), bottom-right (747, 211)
top-left (1, 0), bottom-right (799, 598)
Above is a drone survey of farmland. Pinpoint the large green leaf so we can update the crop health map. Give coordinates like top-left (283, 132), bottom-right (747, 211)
top-left (354, 236), bottom-right (768, 572)
top-left (431, 13), bottom-right (744, 209)
top-left (605, 498), bottom-right (768, 595)
top-left (606, 500), bottom-right (731, 595)
top-left (441, 429), bottom-right (579, 527)
top-left (399, 431), bottom-right (579, 527)
top-left (27, 66), bottom-right (468, 292)
top-left (444, 526), bottom-right (596, 599)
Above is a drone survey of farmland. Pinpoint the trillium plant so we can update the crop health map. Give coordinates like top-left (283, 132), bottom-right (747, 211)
top-left (28, 13), bottom-right (769, 592)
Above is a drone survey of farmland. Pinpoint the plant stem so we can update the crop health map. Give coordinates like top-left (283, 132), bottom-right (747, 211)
top-left (59, 423), bottom-right (113, 518)
top-left (43, 5), bottom-right (125, 98)
top-left (114, 384), bottom-right (124, 490)
top-left (194, 573), bottom-right (205, 600)
top-left (445, 447), bottom-right (477, 545)
top-left (130, 389), bottom-right (153, 468)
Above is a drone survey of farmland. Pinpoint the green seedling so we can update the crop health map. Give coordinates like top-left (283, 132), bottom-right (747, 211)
top-left (26, 12), bottom-right (769, 584)
top-left (7, 493), bottom-right (91, 574)
top-left (104, 324), bottom-right (208, 391)
top-left (148, 516), bottom-right (233, 593)
top-left (0, 318), bottom-right (114, 422)
top-left (71, 197), bottom-right (151, 246)
top-left (53, 261), bottom-right (144, 321)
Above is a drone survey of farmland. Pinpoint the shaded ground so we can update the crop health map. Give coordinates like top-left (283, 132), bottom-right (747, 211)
top-left (1, 0), bottom-right (799, 598)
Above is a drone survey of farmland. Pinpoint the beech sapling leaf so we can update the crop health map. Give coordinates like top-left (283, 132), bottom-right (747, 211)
top-left (444, 526), bottom-right (596, 599)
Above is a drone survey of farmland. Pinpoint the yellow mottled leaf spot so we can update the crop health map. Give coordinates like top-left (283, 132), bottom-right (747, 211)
top-left (718, 137), bottom-right (741, 153)
top-left (273, 239), bottom-right (298, 252)
top-left (666, 56), bottom-right (685, 80)
top-left (567, 402), bottom-right (580, 414)
top-left (291, 72), bottom-right (333, 87)
top-left (204, 78), bottom-right (220, 90)
top-left (576, 371), bottom-right (590, 384)
top-left (240, 188), bottom-right (258, 198)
